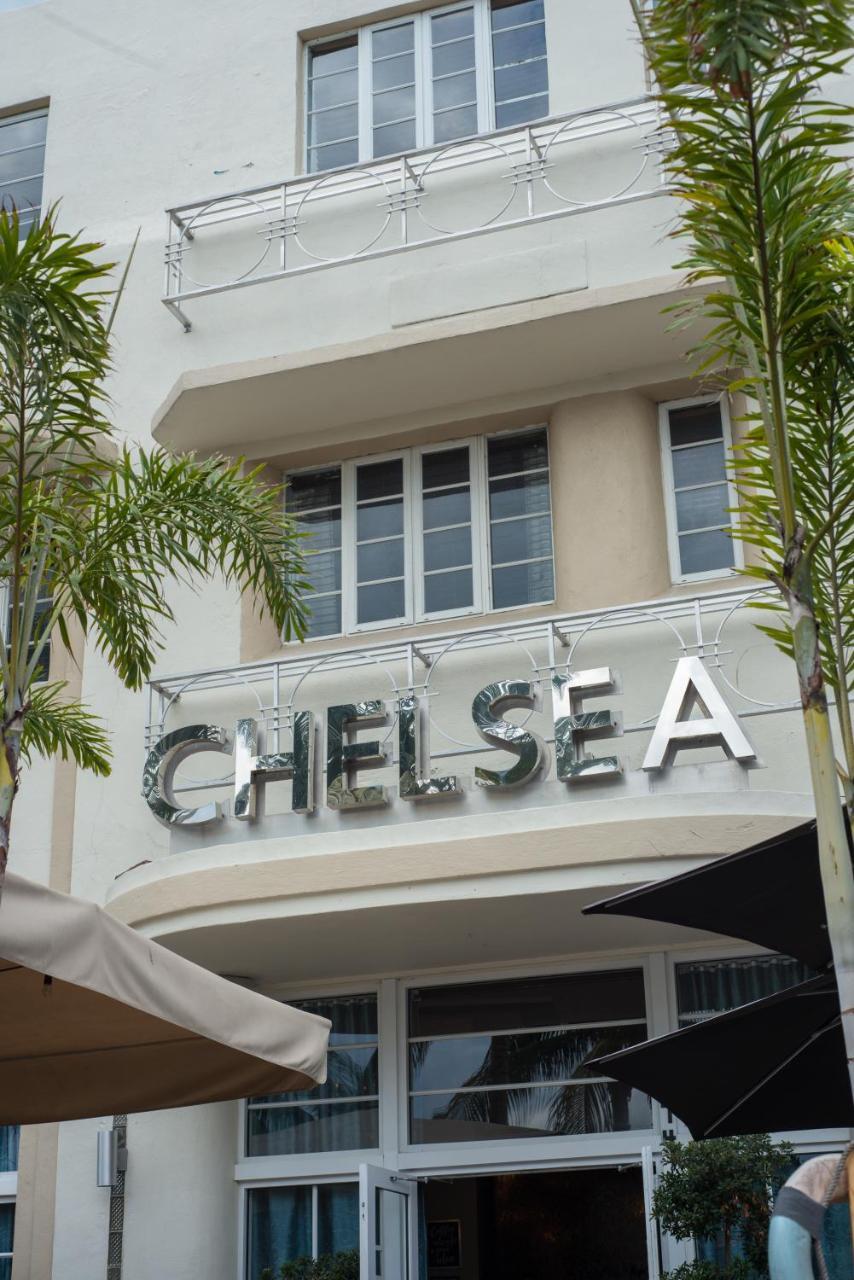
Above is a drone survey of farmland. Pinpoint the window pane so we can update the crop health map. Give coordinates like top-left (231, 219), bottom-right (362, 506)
top-left (411, 1025), bottom-right (648, 1092)
top-left (434, 105), bottom-right (478, 143)
top-left (358, 537), bottom-right (405, 583)
top-left (489, 472), bottom-right (550, 520)
top-left (423, 447), bottom-right (470, 490)
top-left (357, 459), bottom-right (404, 501)
top-left (317, 1184), bottom-right (360, 1258)
top-left (0, 143), bottom-right (45, 185)
top-left (675, 483), bottom-right (729, 533)
top-left (0, 1126), bottom-right (19, 1173)
top-left (492, 23), bottom-right (547, 66)
top-left (306, 593), bottom-right (342, 637)
top-left (305, 550), bottom-right (341, 594)
top-left (373, 86), bottom-right (416, 127)
top-left (677, 528), bottom-right (734, 575)
top-left (425, 569), bottom-right (473, 613)
top-left (287, 469), bottom-right (341, 512)
top-left (490, 514), bottom-right (552, 565)
top-left (309, 68), bottom-right (358, 112)
top-left (432, 9), bottom-right (474, 43)
top-left (0, 177), bottom-right (41, 214)
top-left (0, 113), bottom-right (47, 152)
top-left (373, 23), bottom-right (414, 59)
top-left (373, 119), bottom-right (417, 157)
top-left (672, 440), bottom-right (727, 488)
top-left (297, 508), bottom-right (341, 553)
top-left (492, 558), bottom-right (553, 606)
top-left (668, 402), bottom-right (723, 447)
top-left (424, 526), bottom-right (472, 572)
top-left (491, 0), bottom-right (545, 29)
top-left (433, 70), bottom-right (477, 111)
top-left (258, 1046), bottom-right (379, 1104)
top-left (247, 1185), bottom-right (311, 1275)
top-left (309, 103), bottom-right (358, 147)
top-left (432, 37), bottom-right (476, 77)
top-left (292, 993), bottom-right (378, 1045)
top-left (496, 93), bottom-right (549, 127)
top-left (494, 58), bottom-right (548, 103)
top-left (676, 956), bottom-right (813, 1027)
top-left (410, 1082), bottom-right (650, 1143)
top-left (310, 38), bottom-right (358, 76)
top-left (0, 1127), bottom-right (18, 1174)
top-left (488, 429), bottom-right (548, 477)
top-left (309, 139), bottom-right (360, 172)
top-left (357, 498), bottom-right (404, 541)
top-left (248, 1101), bottom-right (380, 1155)
top-left (358, 579), bottom-right (405, 623)
top-left (410, 970), bottom-right (646, 1038)
top-left (373, 51), bottom-right (415, 91)
top-left (423, 487), bottom-right (471, 530)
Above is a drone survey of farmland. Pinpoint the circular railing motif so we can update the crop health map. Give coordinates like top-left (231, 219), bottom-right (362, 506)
top-left (542, 110), bottom-right (649, 207)
top-left (416, 139), bottom-right (517, 236)
top-left (293, 167), bottom-right (392, 263)
top-left (176, 195), bottom-right (273, 289)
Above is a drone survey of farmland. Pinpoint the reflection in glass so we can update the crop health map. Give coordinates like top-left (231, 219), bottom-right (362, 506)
top-left (410, 1082), bottom-right (650, 1143)
top-left (424, 568), bottom-right (473, 614)
top-left (307, 38), bottom-right (359, 172)
top-left (318, 1184), bottom-right (360, 1258)
top-left (247, 1099), bottom-right (380, 1156)
top-left (287, 468), bottom-right (344, 637)
top-left (490, 0), bottom-right (549, 129)
top-left (358, 579), bottom-right (406, 624)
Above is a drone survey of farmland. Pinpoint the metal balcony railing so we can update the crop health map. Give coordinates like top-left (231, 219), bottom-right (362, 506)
top-left (145, 586), bottom-right (802, 797)
top-left (162, 96), bottom-right (667, 330)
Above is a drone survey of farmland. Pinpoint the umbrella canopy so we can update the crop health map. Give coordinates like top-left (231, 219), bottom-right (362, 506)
top-left (583, 819), bottom-right (846, 969)
top-left (0, 872), bottom-right (329, 1124)
top-left (591, 975), bottom-right (851, 1138)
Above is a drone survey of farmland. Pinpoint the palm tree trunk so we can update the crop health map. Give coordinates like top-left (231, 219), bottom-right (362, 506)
top-left (785, 548), bottom-right (854, 1102)
top-left (0, 700), bottom-right (22, 907)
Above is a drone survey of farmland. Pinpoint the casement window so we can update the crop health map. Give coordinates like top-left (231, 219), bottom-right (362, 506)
top-left (246, 994), bottom-right (379, 1157)
top-left (0, 1202), bottom-right (12, 1280)
top-left (286, 427), bottom-right (554, 639)
top-left (659, 397), bottom-right (741, 582)
top-left (407, 969), bottom-right (651, 1143)
top-left (305, 0), bottom-right (549, 173)
top-left (246, 1182), bottom-right (358, 1277)
top-left (3, 580), bottom-right (52, 681)
top-left (0, 107), bottom-right (47, 235)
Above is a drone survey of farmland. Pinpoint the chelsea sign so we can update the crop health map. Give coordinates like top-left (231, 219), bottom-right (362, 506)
top-left (142, 656), bottom-right (756, 828)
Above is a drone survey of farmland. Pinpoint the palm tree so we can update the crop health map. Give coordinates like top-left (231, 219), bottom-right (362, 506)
top-left (0, 207), bottom-right (310, 901)
top-left (632, 0), bottom-right (854, 1104)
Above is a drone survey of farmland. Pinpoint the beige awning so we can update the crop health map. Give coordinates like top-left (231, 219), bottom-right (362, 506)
top-left (0, 873), bottom-right (329, 1124)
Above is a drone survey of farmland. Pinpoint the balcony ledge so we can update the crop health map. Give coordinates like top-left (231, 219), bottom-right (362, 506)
top-left (153, 272), bottom-right (702, 459)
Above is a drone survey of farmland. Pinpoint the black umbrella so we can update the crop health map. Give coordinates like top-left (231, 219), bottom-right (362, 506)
top-left (582, 819), bottom-right (850, 969)
top-left (591, 974), bottom-right (852, 1138)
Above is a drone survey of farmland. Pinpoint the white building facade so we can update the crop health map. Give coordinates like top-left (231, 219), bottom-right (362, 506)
top-left (1, 1), bottom-right (851, 1277)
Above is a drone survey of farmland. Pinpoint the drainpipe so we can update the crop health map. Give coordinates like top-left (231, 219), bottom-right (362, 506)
top-left (769, 1151), bottom-right (851, 1280)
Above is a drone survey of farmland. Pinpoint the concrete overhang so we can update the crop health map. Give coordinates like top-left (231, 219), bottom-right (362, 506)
top-left (153, 274), bottom-right (706, 460)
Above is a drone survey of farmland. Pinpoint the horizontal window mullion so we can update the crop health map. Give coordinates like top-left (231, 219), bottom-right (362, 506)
top-left (422, 520), bottom-right (472, 534)
top-left (249, 1094), bottom-right (380, 1111)
top-left (490, 554), bottom-right (553, 570)
top-left (489, 465), bottom-right (549, 483)
top-left (308, 100), bottom-right (360, 117)
top-left (356, 533), bottom-right (405, 546)
top-left (370, 112), bottom-right (417, 129)
top-left (358, 574), bottom-right (406, 587)
top-left (408, 1017), bottom-right (647, 1044)
top-left (678, 523), bottom-right (732, 536)
top-left (431, 68), bottom-right (476, 83)
top-left (410, 1077), bottom-right (622, 1098)
top-left (434, 101), bottom-right (478, 116)
top-left (489, 510), bottom-right (551, 527)
top-left (0, 172), bottom-right (43, 189)
top-left (673, 479), bottom-right (730, 494)
top-left (0, 141), bottom-right (44, 159)
top-left (423, 564), bottom-right (473, 576)
top-left (670, 438), bottom-right (723, 452)
top-left (490, 18), bottom-right (546, 37)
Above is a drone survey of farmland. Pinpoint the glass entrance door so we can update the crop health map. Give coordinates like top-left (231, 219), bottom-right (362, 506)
top-left (359, 1164), bottom-right (418, 1280)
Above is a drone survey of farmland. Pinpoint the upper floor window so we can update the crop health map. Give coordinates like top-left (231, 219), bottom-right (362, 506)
top-left (286, 427), bottom-right (554, 639)
top-left (305, 0), bottom-right (549, 173)
top-left (675, 955), bottom-right (813, 1027)
top-left (0, 106), bottom-right (47, 236)
top-left (4, 579), bottom-right (51, 681)
top-left (659, 397), bottom-right (740, 582)
top-left (0, 1128), bottom-right (17, 1176)
top-left (0, 1202), bottom-right (12, 1280)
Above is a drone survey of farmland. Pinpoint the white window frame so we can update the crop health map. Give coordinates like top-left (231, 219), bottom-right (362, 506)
top-left (0, 104), bottom-right (48, 230)
top-left (303, 0), bottom-right (548, 173)
top-left (658, 395), bottom-right (743, 585)
top-left (0, 1193), bottom-right (13, 1274)
top-left (289, 426), bottom-right (554, 640)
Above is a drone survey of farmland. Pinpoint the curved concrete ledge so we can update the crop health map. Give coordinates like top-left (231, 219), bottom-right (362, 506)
top-left (107, 790), bottom-right (811, 938)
